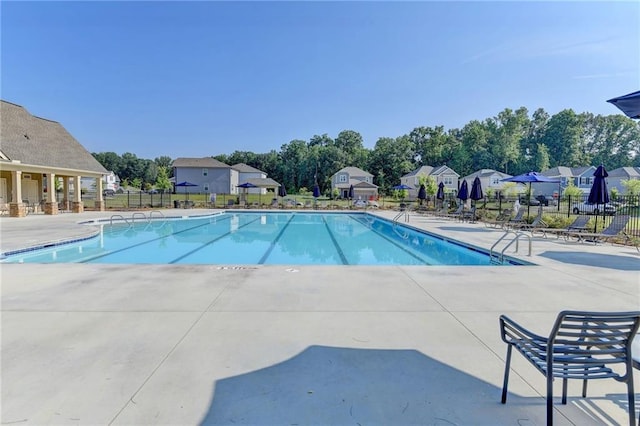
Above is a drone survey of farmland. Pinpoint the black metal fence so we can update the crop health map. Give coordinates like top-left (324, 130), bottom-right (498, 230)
top-left (438, 193), bottom-right (640, 235)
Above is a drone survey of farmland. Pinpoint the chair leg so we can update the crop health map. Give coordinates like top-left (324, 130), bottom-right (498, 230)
top-left (562, 378), bottom-right (568, 405)
top-left (547, 374), bottom-right (554, 426)
top-left (501, 345), bottom-right (512, 404)
top-left (582, 378), bottom-right (588, 398)
top-left (626, 375), bottom-right (636, 426)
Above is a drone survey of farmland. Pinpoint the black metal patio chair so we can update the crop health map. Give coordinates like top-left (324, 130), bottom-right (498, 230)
top-left (500, 310), bottom-right (640, 426)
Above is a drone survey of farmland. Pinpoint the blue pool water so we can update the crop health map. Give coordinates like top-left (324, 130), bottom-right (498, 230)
top-left (1, 212), bottom-right (516, 266)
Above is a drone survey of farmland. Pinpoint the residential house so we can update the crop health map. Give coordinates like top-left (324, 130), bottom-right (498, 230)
top-left (81, 171), bottom-right (120, 193)
top-left (0, 100), bottom-right (108, 217)
top-left (400, 165), bottom-right (459, 198)
top-left (331, 166), bottom-right (378, 200)
top-left (607, 166), bottom-right (640, 195)
top-left (172, 157), bottom-right (239, 195)
top-left (541, 166), bottom-right (596, 196)
top-left (233, 163), bottom-right (269, 195)
top-left (461, 169), bottom-right (513, 198)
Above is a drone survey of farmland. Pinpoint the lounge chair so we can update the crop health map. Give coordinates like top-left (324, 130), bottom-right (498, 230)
top-left (531, 215), bottom-right (590, 239)
top-left (503, 207), bottom-right (526, 229)
top-left (443, 204), bottom-right (464, 220)
top-left (484, 209), bottom-right (512, 228)
top-left (564, 215), bottom-right (635, 247)
top-left (510, 210), bottom-right (545, 231)
top-left (461, 206), bottom-right (477, 222)
top-left (500, 310), bottom-right (640, 426)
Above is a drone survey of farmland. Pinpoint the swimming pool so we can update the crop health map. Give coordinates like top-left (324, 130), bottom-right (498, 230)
top-left (1, 212), bottom-right (518, 266)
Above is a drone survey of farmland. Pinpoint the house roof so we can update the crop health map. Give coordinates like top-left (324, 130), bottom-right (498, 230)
top-left (402, 166), bottom-right (433, 178)
top-left (242, 177), bottom-right (280, 187)
top-left (607, 166), bottom-right (640, 178)
top-left (542, 166), bottom-right (595, 178)
top-left (462, 169), bottom-right (512, 181)
top-left (233, 163), bottom-right (265, 174)
top-left (0, 100), bottom-right (107, 174)
top-left (402, 165), bottom-right (459, 179)
top-left (333, 166), bottom-right (373, 177)
top-left (172, 157), bottom-right (231, 168)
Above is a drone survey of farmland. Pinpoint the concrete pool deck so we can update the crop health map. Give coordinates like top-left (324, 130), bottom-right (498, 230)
top-left (1, 209), bottom-right (639, 425)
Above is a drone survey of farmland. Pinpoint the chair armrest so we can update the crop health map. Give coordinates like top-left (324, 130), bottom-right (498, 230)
top-left (500, 315), bottom-right (547, 345)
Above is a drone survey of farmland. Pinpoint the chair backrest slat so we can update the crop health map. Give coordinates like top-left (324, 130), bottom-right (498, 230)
top-left (548, 311), bottom-right (640, 370)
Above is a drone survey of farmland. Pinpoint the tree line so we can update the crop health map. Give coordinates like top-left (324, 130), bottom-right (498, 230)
top-left (92, 107), bottom-right (640, 195)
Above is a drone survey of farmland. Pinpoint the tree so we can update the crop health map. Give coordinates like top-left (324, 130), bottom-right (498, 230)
top-left (542, 109), bottom-right (584, 167)
top-left (155, 166), bottom-right (172, 192)
top-left (532, 143), bottom-right (550, 172)
top-left (154, 156), bottom-right (173, 170)
top-left (489, 107), bottom-right (528, 174)
top-left (621, 179), bottom-right (640, 196)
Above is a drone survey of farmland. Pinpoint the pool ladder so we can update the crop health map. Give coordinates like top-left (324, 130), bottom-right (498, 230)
top-left (489, 229), bottom-right (532, 264)
top-left (392, 210), bottom-right (410, 239)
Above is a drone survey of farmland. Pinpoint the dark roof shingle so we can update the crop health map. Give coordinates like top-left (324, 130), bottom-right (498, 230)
top-left (0, 100), bottom-right (107, 174)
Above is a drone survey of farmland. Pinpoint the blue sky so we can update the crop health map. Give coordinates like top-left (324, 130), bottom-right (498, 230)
top-left (2, 1), bottom-right (638, 160)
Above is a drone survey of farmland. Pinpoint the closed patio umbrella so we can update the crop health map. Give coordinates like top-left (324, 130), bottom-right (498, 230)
top-left (457, 180), bottom-right (469, 203)
top-left (278, 185), bottom-right (287, 206)
top-left (436, 182), bottom-right (445, 207)
top-left (587, 165), bottom-right (610, 232)
top-left (348, 185), bottom-right (354, 201)
top-left (470, 177), bottom-right (483, 207)
top-left (417, 184), bottom-right (427, 206)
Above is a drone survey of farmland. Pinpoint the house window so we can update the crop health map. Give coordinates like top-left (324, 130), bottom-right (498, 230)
top-left (579, 177), bottom-right (592, 186)
top-left (443, 176), bottom-right (453, 185)
top-left (339, 174), bottom-right (347, 183)
top-left (202, 168), bottom-right (208, 177)
top-left (491, 177), bottom-right (500, 186)
top-left (204, 184), bottom-right (209, 191)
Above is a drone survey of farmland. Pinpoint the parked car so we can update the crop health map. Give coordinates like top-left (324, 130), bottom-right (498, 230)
top-left (571, 201), bottom-right (616, 215)
top-left (102, 189), bottom-right (116, 197)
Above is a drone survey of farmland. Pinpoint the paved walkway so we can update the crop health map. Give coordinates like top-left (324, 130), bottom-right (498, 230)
top-left (1, 208), bottom-right (639, 425)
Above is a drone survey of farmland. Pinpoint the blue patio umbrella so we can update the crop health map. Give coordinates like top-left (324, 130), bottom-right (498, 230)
top-left (587, 165), bottom-right (610, 232)
top-left (607, 90), bottom-right (640, 119)
top-left (175, 181), bottom-right (198, 200)
top-left (501, 171), bottom-right (560, 217)
top-left (348, 185), bottom-right (354, 200)
top-left (313, 184), bottom-right (321, 198)
top-left (392, 184), bottom-right (412, 190)
top-left (457, 180), bottom-right (469, 202)
top-left (470, 177), bottom-right (483, 207)
top-left (417, 184), bottom-right (427, 205)
top-left (238, 182), bottom-right (258, 203)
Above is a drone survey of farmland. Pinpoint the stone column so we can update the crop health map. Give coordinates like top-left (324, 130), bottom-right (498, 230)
top-left (44, 173), bottom-right (58, 215)
top-left (9, 170), bottom-right (26, 217)
top-left (72, 176), bottom-right (84, 213)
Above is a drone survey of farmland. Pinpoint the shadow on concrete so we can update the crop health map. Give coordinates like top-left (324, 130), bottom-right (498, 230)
top-left (539, 251), bottom-right (640, 271)
top-left (201, 345), bottom-right (616, 425)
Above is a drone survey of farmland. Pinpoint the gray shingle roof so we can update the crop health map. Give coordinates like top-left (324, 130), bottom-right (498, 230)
top-left (172, 157), bottom-right (231, 168)
top-left (0, 100), bottom-right (107, 174)
top-left (233, 163), bottom-right (265, 174)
